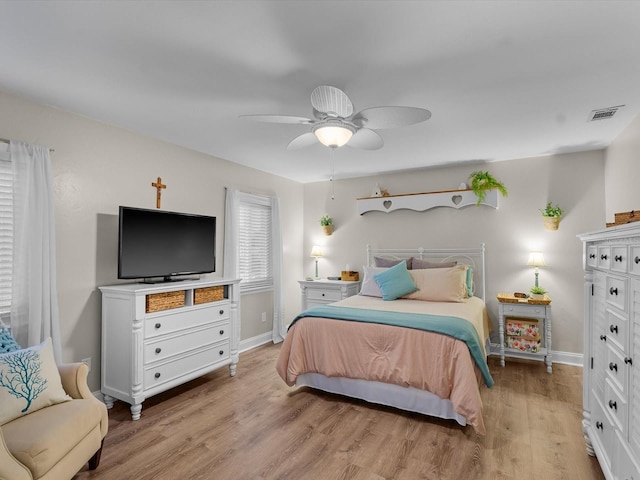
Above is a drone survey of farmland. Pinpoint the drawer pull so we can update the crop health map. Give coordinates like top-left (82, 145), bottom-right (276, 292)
top-left (609, 400), bottom-right (617, 410)
top-left (155, 323), bottom-right (161, 329)
top-left (155, 347), bottom-right (161, 354)
top-left (615, 255), bottom-right (623, 262)
top-left (595, 421), bottom-right (603, 430)
top-left (636, 256), bottom-right (640, 264)
top-left (219, 309), bottom-right (224, 315)
top-left (219, 329), bottom-right (225, 335)
top-left (601, 254), bottom-right (608, 260)
top-left (609, 287), bottom-right (618, 296)
top-left (321, 293), bottom-right (325, 297)
top-left (625, 357), bottom-right (633, 365)
top-left (154, 372), bottom-right (161, 379)
top-left (609, 362), bottom-right (618, 372)
top-left (610, 324), bottom-right (618, 334)
top-left (219, 350), bottom-right (224, 355)
top-left (600, 335), bottom-right (607, 341)
top-left (589, 253), bottom-right (596, 259)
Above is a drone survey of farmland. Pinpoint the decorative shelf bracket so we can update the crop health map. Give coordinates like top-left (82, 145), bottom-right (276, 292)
top-left (356, 189), bottom-right (498, 215)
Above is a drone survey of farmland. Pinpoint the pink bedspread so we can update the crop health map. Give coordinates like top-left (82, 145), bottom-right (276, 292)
top-left (275, 298), bottom-right (489, 434)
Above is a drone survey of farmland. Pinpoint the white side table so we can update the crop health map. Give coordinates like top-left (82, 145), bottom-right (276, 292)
top-left (298, 279), bottom-right (361, 310)
top-left (497, 293), bottom-right (553, 373)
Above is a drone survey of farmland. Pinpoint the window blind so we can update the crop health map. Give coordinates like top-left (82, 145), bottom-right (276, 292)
top-left (0, 149), bottom-right (12, 317)
top-left (238, 193), bottom-right (272, 293)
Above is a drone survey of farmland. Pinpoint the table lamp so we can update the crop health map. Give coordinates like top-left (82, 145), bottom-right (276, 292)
top-left (310, 246), bottom-right (323, 279)
top-left (527, 252), bottom-right (546, 288)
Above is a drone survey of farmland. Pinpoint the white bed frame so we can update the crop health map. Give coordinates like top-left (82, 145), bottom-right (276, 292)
top-left (296, 244), bottom-right (487, 428)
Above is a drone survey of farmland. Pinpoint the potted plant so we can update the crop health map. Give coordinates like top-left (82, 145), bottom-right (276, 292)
top-left (320, 214), bottom-right (333, 235)
top-left (540, 202), bottom-right (564, 230)
top-left (530, 285), bottom-right (547, 300)
top-left (469, 171), bottom-right (508, 205)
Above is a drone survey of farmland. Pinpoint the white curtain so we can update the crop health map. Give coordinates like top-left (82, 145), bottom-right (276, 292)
top-left (224, 187), bottom-right (285, 343)
top-left (9, 141), bottom-right (62, 361)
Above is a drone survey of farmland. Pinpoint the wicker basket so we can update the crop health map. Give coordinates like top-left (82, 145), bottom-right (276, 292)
top-left (194, 286), bottom-right (225, 304)
top-left (146, 291), bottom-right (185, 313)
top-left (543, 216), bottom-right (560, 231)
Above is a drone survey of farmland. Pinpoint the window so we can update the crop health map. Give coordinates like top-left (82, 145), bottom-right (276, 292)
top-left (238, 192), bottom-right (272, 293)
top-left (0, 145), bottom-right (12, 321)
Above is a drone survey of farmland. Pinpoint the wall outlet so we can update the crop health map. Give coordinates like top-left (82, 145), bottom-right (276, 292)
top-left (261, 312), bottom-right (267, 322)
top-left (81, 357), bottom-right (92, 372)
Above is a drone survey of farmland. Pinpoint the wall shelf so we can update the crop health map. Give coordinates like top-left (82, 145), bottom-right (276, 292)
top-left (356, 188), bottom-right (498, 215)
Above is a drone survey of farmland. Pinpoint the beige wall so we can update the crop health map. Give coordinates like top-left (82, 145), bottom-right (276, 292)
top-left (605, 114), bottom-right (640, 222)
top-left (0, 91), bottom-right (304, 391)
top-left (303, 151), bottom-right (606, 355)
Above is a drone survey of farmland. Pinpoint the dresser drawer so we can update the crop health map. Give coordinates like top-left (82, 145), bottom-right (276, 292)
top-left (307, 289), bottom-right (342, 302)
top-left (501, 304), bottom-right (547, 318)
top-left (598, 246), bottom-right (612, 270)
top-left (606, 344), bottom-right (628, 396)
top-left (606, 275), bottom-right (627, 312)
top-left (144, 340), bottom-right (230, 388)
top-left (144, 321), bottom-right (230, 364)
top-left (605, 308), bottom-right (628, 353)
top-left (605, 379), bottom-right (628, 435)
top-left (591, 394), bottom-right (614, 470)
top-left (611, 246), bottom-right (628, 273)
top-left (631, 245), bottom-right (640, 276)
top-left (586, 245), bottom-right (598, 268)
top-left (145, 304), bottom-right (230, 338)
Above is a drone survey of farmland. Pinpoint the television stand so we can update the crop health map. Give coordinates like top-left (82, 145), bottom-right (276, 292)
top-left (99, 277), bottom-right (241, 420)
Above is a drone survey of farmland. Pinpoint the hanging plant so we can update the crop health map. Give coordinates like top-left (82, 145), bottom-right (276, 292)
top-left (469, 171), bottom-right (508, 205)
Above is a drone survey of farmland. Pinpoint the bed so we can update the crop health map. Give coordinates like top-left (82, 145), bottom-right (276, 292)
top-left (275, 244), bottom-right (493, 434)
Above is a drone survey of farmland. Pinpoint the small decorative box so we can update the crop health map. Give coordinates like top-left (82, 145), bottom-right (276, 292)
top-left (505, 317), bottom-right (540, 340)
top-left (341, 270), bottom-right (360, 281)
top-left (506, 336), bottom-right (541, 353)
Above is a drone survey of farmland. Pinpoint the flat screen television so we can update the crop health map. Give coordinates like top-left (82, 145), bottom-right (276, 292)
top-left (118, 206), bottom-right (216, 282)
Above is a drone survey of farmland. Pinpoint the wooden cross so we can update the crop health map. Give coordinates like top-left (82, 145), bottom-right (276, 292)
top-left (151, 177), bottom-right (166, 208)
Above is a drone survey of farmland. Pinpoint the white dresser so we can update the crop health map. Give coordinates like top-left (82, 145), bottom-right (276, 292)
top-left (99, 277), bottom-right (240, 420)
top-left (298, 279), bottom-right (361, 310)
top-left (579, 224), bottom-right (640, 480)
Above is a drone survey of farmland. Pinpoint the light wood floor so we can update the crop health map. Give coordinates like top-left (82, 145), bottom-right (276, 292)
top-left (73, 344), bottom-right (605, 480)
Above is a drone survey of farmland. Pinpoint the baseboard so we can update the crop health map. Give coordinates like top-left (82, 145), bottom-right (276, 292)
top-left (489, 342), bottom-right (583, 367)
top-left (239, 332), bottom-right (273, 353)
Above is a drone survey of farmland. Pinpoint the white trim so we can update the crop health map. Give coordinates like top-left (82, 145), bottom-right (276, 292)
top-left (489, 343), bottom-right (583, 367)
top-left (239, 332), bottom-right (273, 352)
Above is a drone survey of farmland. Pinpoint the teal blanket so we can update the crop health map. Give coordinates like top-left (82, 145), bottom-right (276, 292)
top-left (291, 305), bottom-right (493, 387)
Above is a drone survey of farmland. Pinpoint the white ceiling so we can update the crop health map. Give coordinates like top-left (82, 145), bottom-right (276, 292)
top-left (1, 1), bottom-right (639, 183)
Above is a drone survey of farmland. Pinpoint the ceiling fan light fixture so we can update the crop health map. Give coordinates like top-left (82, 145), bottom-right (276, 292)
top-left (313, 122), bottom-right (355, 148)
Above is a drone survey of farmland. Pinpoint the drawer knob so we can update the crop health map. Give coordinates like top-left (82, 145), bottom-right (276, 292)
top-left (219, 309), bottom-right (224, 315)
top-left (220, 329), bottom-right (225, 335)
top-left (636, 256), bottom-right (640, 264)
top-left (589, 253), bottom-right (596, 259)
top-left (321, 293), bottom-right (325, 297)
top-left (615, 255), bottom-right (623, 262)
top-left (609, 362), bottom-right (618, 372)
top-left (608, 399), bottom-right (617, 410)
top-left (610, 324), bottom-right (619, 334)
top-left (219, 350), bottom-right (224, 355)
top-left (595, 421), bottom-right (603, 430)
top-left (155, 347), bottom-right (161, 354)
top-left (154, 372), bottom-right (161, 379)
top-left (155, 323), bottom-right (161, 329)
top-left (600, 335), bottom-right (607, 341)
top-left (601, 254), bottom-right (608, 260)
top-left (609, 287), bottom-right (619, 296)
top-left (625, 357), bottom-right (633, 365)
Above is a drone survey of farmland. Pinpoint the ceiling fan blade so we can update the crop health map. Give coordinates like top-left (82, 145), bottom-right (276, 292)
top-left (352, 106), bottom-right (431, 129)
top-left (287, 132), bottom-right (318, 150)
top-left (310, 86), bottom-right (354, 117)
top-left (347, 128), bottom-right (384, 150)
top-left (240, 114), bottom-right (313, 125)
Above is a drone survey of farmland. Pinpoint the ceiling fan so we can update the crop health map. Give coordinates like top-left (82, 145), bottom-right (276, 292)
top-left (241, 85), bottom-right (431, 151)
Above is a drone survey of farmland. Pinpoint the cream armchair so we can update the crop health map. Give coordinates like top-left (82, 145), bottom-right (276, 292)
top-left (0, 362), bottom-right (108, 480)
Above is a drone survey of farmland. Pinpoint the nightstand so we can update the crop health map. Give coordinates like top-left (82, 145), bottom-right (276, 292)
top-left (299, 279), bottom-right (361, 310)
top-left (497, 293), bottom-right (553, 373)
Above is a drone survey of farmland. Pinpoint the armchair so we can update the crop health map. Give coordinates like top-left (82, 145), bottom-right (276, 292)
top-left (0, 362), bottom-right (108, 480)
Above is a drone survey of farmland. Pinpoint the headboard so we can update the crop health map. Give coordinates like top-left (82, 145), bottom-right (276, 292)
top-left (366, 243), bottom-right (486, 302)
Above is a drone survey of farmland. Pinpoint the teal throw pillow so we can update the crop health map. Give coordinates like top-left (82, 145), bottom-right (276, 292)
top-left (374, 261), bottom-right (417, 301)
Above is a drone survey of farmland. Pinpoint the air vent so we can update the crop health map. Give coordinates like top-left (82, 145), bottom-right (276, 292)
top-left (588, 105), bottom-right (624, 121)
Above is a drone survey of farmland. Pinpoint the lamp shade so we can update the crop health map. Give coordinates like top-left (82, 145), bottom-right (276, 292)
top-left (527, 252), bottom-right (546, 268)
top-left (310, 246), bottom-right (324, 258)
top-left (313, 122), bottom-right (354, 148)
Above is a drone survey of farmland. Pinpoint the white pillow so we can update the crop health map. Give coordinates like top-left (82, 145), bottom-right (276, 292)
top-left (359, 266), bottom-right (387, 297)
top-left (403, 265), bottom-right (469, 302)
top-left (0, 338), bottom-right (72, 425)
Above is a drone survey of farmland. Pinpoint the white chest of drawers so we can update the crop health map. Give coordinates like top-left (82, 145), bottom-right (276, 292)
top-left (99, 278), bottom-right (240, 420)
top-left (298, 279), bottom-right (361, 310)
top-left (579, 225), bottom-right (640, 480)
